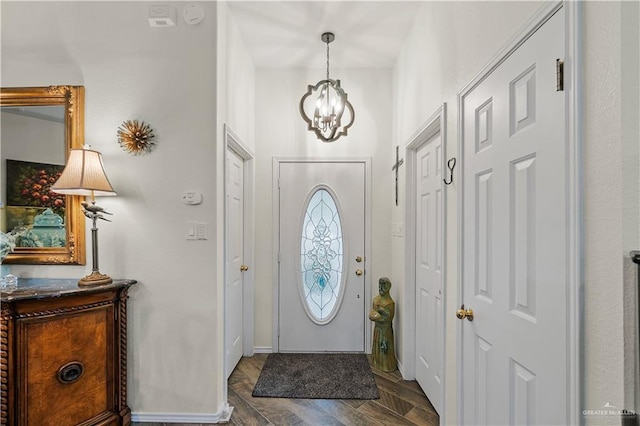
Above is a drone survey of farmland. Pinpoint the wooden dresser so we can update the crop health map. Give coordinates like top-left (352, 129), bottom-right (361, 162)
top-left (0, 278), bottom-right (137, 426)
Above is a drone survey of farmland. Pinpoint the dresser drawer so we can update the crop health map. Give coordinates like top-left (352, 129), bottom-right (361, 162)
top-left (18, 306), bottom-right (114, 426)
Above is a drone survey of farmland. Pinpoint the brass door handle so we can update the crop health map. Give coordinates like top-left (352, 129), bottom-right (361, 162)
top-left (355, 269), bottom-right (364, 276)
top-left (456, 304), bottom-right (474, 321)
top-left (240, 265), bottom-right (249, 272)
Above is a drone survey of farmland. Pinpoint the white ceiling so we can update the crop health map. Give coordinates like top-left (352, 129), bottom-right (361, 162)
top-left (226, 1), bottom-right (423, 69)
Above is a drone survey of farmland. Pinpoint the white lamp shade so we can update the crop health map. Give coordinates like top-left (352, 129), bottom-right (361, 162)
top-left (52, 148), bottom-right (116, 196)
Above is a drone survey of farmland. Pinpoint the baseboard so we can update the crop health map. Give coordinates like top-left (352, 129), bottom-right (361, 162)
top-left (253, 346), bottom-right (273, 353)
top-left (132, 403), bottom-right (233, 424)
top-left (396, 359), bottom-right (406, 379)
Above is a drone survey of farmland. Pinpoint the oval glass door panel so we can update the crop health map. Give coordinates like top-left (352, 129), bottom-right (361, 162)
top-left (300, 188), bottom-right (344, 324)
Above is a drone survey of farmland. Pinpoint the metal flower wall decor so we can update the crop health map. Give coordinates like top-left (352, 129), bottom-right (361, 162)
top-left (117, 119), bottom-right (156, 155)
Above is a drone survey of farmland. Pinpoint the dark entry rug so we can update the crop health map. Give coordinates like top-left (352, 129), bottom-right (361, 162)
top-left (251, 353), bottom-right (380, 400)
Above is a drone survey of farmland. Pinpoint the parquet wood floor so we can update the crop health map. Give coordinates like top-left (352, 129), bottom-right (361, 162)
top-left (133, 353), bottom-right (439, 426)
top-left (227, 353), bottom-right (438, 426)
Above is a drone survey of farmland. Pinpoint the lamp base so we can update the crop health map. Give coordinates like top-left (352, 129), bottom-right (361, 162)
top-left (78, 271), bottom-right (113, 286)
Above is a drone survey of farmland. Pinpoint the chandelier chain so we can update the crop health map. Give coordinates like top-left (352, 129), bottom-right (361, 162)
top-left (326, 39), bottom-right (330, 81)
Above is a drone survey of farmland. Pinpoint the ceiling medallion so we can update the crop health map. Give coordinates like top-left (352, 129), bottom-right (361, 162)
top-left (299, 32), bottom-right (355, 143)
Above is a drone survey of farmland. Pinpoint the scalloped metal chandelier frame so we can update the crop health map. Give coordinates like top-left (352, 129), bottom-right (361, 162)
top-left (299, 32), bottom-right (355, 143)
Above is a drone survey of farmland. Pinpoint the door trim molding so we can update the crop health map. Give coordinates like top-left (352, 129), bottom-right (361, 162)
top-left (224, 124), bottom-right (256, 360)
top-left (565, 2), bottom-right (583, 422)
top-left (272, 157), bottom-right (372, 353)
top-left (403, 104), bottom-right (447, 415)
top-left (456, 1), bottom-right (581, 424)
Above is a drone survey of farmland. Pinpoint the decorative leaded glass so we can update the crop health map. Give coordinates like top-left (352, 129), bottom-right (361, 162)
top-left (300, 188), bottom-right (344, 323)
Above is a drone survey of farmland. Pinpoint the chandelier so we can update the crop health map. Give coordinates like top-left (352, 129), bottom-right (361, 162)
top-left (299, 32), bottom-right (354, 142)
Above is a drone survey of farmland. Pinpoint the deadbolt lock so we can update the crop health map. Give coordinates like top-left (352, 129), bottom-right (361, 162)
top-left (240, 265), bottom-right (249, 272)
top-left (356, 256), bottom-right (363, 263)
top-left (456, 304), bottom-right (474, 321)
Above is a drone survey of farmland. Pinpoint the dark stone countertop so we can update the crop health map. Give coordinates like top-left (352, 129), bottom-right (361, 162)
top-left (1, 278), bottom-right (137, 303)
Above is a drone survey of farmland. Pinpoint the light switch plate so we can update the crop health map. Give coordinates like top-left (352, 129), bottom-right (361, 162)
top-left (186, 221), bottom-right (197, 240)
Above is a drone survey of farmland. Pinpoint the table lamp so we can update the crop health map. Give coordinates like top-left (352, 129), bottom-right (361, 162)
top-left (52, 147), bottom-right (116, 286)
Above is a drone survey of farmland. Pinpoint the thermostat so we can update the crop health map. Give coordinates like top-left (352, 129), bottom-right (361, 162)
top-left (182, 191), bottom-right (203, 205)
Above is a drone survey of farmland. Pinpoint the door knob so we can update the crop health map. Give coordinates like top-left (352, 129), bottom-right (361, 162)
top-left (355, 269), bottom-right (364, 276)
top-left (456, 304), bottom-right (474, 321)
top-left (240, 265), bottom-right (249, 272)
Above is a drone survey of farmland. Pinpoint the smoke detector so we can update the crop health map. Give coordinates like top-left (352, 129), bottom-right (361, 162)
top-left (183, 4), bottom-right (205, 26)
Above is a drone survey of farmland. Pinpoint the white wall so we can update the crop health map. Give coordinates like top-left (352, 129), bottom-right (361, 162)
top-left (254, 67), bottom-right (393, 350)
top-left (583, 2), bottom-right (635, 420)
top-left (392, 0), bottom-right (640, 423)
top-left (2, 1), bottom-right (227, 420)
top-left (218, 2), bottom-right (256, 153)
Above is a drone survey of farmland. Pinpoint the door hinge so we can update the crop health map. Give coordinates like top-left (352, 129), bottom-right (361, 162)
top-left (556, 59), bottom-right (564, 91)
top-left (278, 178), bottom-right (281, 188)
top-left (278, 251), bottom-right (281, 263)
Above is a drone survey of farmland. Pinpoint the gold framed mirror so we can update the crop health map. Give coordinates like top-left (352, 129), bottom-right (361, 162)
top-left (1, 86), bottom-right (86, 264)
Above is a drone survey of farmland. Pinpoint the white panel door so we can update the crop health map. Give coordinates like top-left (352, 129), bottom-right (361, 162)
top-left (415, 132), bottom-right (444, 414)
top-left (225, 148), bottom-right (244, 378)
top-left (279, 161), bottom-right (366, 352)
top-left (461, 8), bottom-right (567, 425)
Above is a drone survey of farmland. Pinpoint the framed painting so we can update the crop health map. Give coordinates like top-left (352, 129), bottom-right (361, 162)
top-left (5, 159), bottom-right (66, 247)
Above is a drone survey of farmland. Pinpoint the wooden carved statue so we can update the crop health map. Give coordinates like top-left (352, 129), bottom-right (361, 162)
top-left (369, 277), bottom-right (397, 372)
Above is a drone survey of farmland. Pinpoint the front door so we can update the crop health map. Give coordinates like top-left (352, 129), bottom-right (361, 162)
top-left (460, 7), bottom-right (568, 425)
top-left (278, 160), bottom-right (366, 352)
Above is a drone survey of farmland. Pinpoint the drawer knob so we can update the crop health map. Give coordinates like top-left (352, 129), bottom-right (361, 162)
top-left (57, 361), bottom-right (85, 384)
